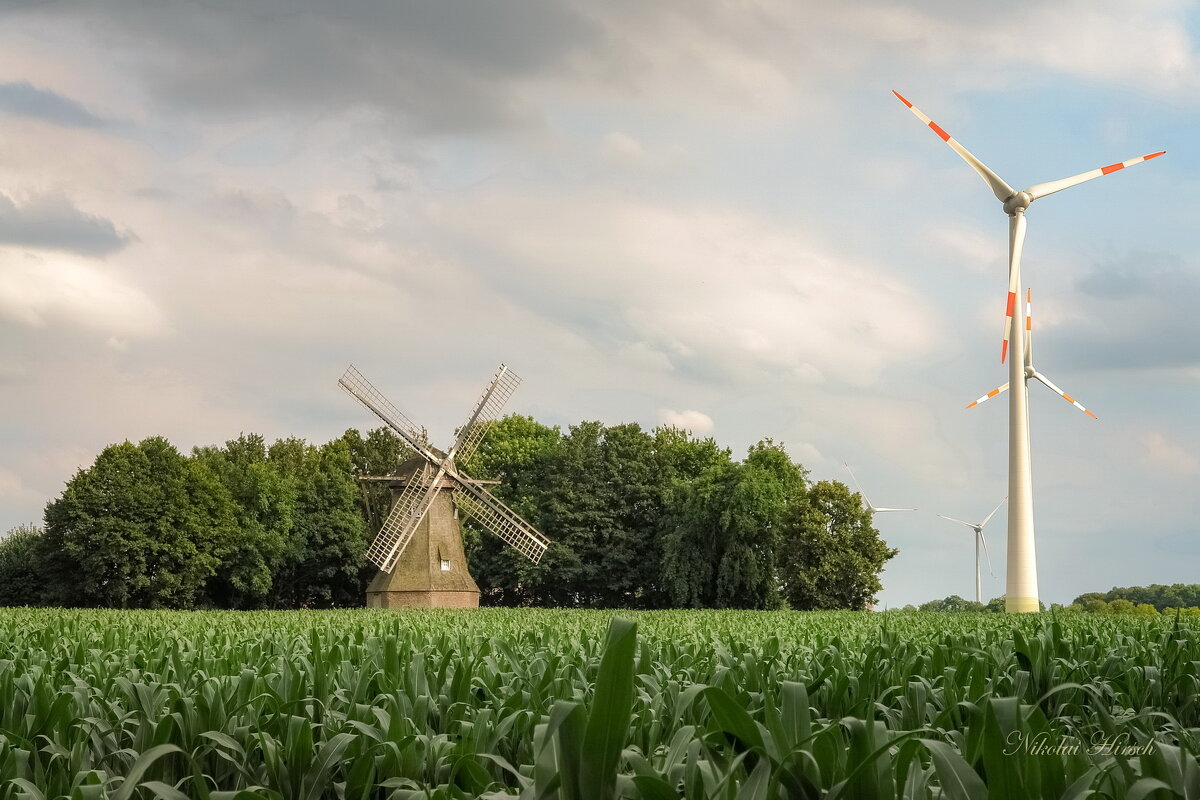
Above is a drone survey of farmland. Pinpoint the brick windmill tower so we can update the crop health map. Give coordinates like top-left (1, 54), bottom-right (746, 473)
top-left (339, 364), bottom-right (550, 608)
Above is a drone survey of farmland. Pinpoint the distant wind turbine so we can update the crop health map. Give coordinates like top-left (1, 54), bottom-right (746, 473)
top-left (937, 497), bottom-right (1004, 604)
top-left (965, 290), bottom-right (1097, 420)
top-left (843, 462), bottom-right (916, 513)
top-left (893, 91), bottom-right (1163, 612)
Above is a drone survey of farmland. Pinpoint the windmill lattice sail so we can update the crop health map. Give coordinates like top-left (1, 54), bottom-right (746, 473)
top-left (452, 365), bottom-right (522, 467)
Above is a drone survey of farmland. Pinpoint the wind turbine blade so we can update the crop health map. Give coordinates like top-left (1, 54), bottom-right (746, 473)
top-left (979, 496), bottom-right (1007, 528)
top-left (843, 462), bottom-right (874, 509)
top-left (893, 91), bottom-right (1015, 203)
top-left (1031, 372), bottom-right (1098, 419)
top-left (1025, 151), bottom-right (1166, 202)
top-left (966, 382), bottom-right (1010, 409)
top-left (873, 507), bottom-right (917, 513)
top-left (937, 514), bottom-right (976, 528)
top-left (1024, 289), bottom-right (1034, 369)
top-left (1001, 213), bottom-right (1027, 364)
top-left (978, 531), bottom-right (995, 577)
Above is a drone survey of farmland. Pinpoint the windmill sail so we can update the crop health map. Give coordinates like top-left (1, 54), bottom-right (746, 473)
top-left (338, 366), bottom-right (435, 459)
top-left (366, 461), bottom-right (438, 572)
top-left (453, 482), bottom-right (550, 563)
top-left (450, 365), bottom-right (521, 467)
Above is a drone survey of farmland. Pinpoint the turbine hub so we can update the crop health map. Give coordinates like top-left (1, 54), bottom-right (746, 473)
top-left (1003, 191), bottom-right (1032, 216)
top-left (1025, 366), bottom-right (1037, 380)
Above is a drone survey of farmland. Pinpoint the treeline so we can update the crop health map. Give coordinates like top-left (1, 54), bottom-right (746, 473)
top-left (1071, 584), bottom-right (1200, 615)
top-left (908, 588), bottom-right (1200, 616)
top-left (0, 435), bottom-right (367, 609)
top-left (0, 416), bottom-right (897, 611)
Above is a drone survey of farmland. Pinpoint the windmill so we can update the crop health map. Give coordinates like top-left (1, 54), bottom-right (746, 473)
top-left (966, 290), bottom-right (1097, 420)
top-left (894, 91), bottom-right (1164, 612)
top-left (843, 462), bottom-right (916, 513)
top-left (936, 497), bottom-right (1004, 604)
top-left (338, 364), bottom-right (550, 608)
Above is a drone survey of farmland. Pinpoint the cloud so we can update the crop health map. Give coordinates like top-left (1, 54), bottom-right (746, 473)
top-left (0, 192), bottom-right (130, 256)
top-left (1141, 431), bottom-right (1199, 475)
top-left (1057, 251), bottom-right (1200, 371)
top-left (440, 191), bottom-right (942, 389)
top-left (0, 253), bottom-right (162, 335)
top-left (0, 81), bottom-right (104, 127)
top-left (658, 408), bottom-right (714, 434)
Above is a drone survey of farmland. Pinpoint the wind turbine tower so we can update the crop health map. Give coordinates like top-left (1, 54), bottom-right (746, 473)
top-left (894, 91), bottom-right (1164, 612)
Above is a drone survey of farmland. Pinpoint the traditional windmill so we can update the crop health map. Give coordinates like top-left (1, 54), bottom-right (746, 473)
top-left (338, 364), bottom-right (550, 608)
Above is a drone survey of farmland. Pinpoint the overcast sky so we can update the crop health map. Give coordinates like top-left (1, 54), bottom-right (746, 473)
top-left (2, 1), bottom-right (1197, 607)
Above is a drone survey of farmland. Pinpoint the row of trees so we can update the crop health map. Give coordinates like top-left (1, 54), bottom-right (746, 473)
top-left (0, 417), bottom-right (898, 610)
top-left (0, 435), bottom-right (367, 608)
top-left (1072, 584), bottom-right (1200, 613)
top-left (458, 418), bottom-right (896, 610)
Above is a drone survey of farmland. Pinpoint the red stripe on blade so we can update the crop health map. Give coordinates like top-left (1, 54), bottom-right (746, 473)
top-left (1001, 340), bottom-right (1009, 363)
top-left (1101, 162), bottom-right (1125, 175)
top-left (928, 122), bottom-right (951, 141)
top-left (1145, 151), bottom-right (1166, 160)
top-left (1005, 292), bottom-right (1016, 316)
top-left (892, 90), bottom-right (912, 108)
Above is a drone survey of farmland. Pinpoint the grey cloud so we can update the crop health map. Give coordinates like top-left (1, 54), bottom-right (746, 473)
top-left (9, 1), bottom-right (602, 133)
top-left (0, 193), bottom-right (130, 256)
top-left (0, 82), bottom-right (105, 127)
top-left (1057, 252), bottom-right (1200, 370)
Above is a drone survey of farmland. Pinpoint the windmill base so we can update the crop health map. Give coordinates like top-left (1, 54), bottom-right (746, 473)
top-left (366, 589), bottom-right (481, 609)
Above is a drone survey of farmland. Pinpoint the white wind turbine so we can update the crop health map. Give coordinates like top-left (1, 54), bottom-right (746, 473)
top-left (894, 91), bottom-right (1164, 612)
top-left (937, 497), bottom-right (1004, 604)
top-left (843, 462), bottom-right (916, 514)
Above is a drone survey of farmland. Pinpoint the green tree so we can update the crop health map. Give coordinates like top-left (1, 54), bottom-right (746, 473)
top-left (776, 479), bottom-right (897, 611)
top-left (458, 415), bottom-right (562, 606)
top-left (917, 595), bottom-right (986, 613)
top-left (0, 523), bottom-right (48, 606)
top-left (42, 437), bottom-right (238, 608)
top-left (662, 440), bottom-right (804, 609)
top-left (267, 438), bottom-right (367, 608)
top-left (340, 427), bottom-right (411, 537)
top-left (193, 434), bottom-right (296, 608)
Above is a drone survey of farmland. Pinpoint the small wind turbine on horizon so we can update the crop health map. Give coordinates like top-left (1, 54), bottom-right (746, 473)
top-left (937, 497), bottom-right (1004, 604)
top-left (843, 462), bottom-right (916, 514)
top-left (893, 90), bottom-right (1164, 612)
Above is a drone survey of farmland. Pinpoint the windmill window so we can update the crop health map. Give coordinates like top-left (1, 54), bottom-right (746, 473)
top-left (440, 559), bottom-right (452, 571)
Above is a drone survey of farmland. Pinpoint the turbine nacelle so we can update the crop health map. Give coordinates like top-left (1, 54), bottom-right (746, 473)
top-left (1002, 191), bottom-right (1032, 216)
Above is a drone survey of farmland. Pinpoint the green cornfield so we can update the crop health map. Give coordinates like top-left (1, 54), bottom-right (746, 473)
top-left (1, 608), bottom-right (1198, 798)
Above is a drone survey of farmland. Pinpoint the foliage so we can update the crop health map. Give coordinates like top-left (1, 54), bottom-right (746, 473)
top-left (777, 479), bottom-right (897, 610)
top-left (917, 594), bottom-right (987, 613)
top-left (41, 437), bottom-right (238, 608)
top-left (267, 438), bottom-right (367, 608)
top-left (0, 608), bottom-right (1198, 797)
top-left (661, 440), bottom-right (803, 609)
top-left (193, 434), bottom-right (296, 608)
top-left (0, 524), bottom-right (47, 606)
top-left (1074, 583), bottom-right (1200, 612)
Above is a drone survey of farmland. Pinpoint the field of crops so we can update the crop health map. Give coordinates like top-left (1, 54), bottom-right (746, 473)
top-left (1, 609), bottom-right (1198, 799)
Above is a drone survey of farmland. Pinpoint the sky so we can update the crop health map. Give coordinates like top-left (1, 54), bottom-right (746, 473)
top-left (1, 0), bottom-right (1197, 607)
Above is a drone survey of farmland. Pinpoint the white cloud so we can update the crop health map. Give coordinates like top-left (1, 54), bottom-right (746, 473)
top-left (1141, 431), bottom-right (1199, 475)
top-left (442, 192), bottom-right (943, 388)
top-left (658, 408), bottom-right (715, 434)
top-left (0, 252), bottom-right (163, 335)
